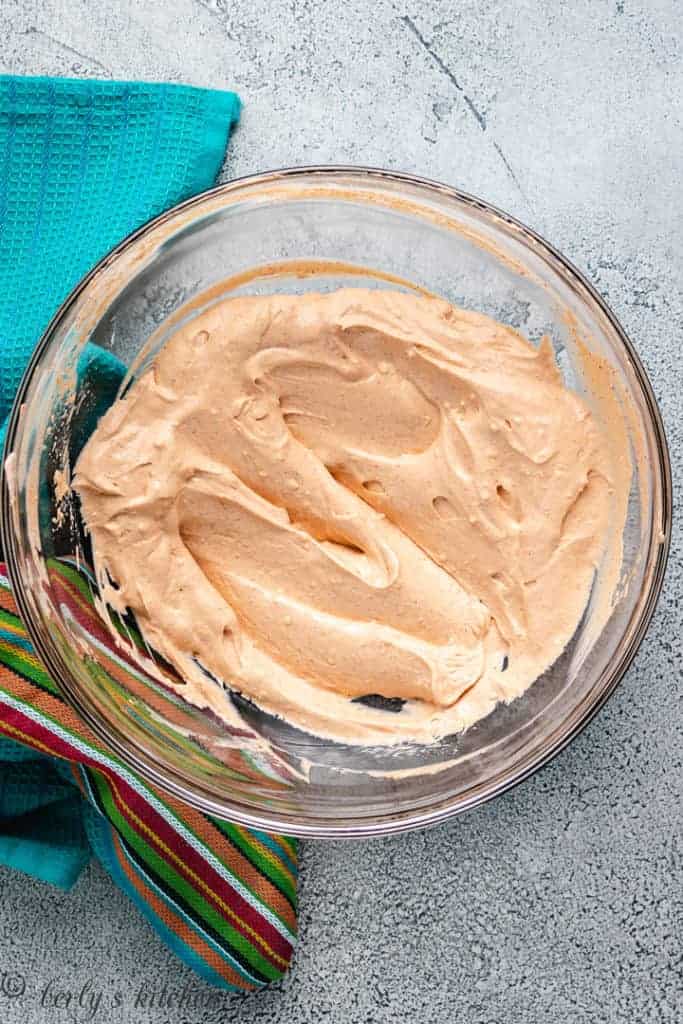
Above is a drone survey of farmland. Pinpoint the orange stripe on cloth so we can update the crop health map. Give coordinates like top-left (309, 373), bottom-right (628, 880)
top-left (0, 588), bottom-right (19, 615)
top-left (0, 661), bottom-right (106, 747)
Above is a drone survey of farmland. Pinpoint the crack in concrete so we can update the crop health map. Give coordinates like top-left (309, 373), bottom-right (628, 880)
top-left (21, 26), bottom-right (113, 74)
top-left (401, 14), bottom-right (530, 208)
top-left (402, 15), bottom-right (486, 130)
top-left (491, 140), bottom-right (528, 200)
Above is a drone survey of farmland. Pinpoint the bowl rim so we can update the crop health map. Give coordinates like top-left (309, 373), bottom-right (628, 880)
top-left (1, 165), bottom-right (673, 837)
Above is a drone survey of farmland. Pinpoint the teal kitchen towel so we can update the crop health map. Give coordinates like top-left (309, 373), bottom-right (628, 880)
top-left (0, 75), bottom-right (241, 447)
top-left (0, 738), bottom-right (91, 889)
top-left (0, 74), bottom-right (239, 884)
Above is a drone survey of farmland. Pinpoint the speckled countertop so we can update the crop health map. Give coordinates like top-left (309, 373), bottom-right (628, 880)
top-left (0, 2), bottom-right (680, 1022)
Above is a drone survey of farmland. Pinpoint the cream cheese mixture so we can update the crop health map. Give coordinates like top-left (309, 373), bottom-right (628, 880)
top-left (74, 288), bottom-right (613, 745)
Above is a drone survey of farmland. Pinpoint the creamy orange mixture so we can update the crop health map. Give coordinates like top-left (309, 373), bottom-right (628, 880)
top-left (74, 289), bottom-right (612, 745)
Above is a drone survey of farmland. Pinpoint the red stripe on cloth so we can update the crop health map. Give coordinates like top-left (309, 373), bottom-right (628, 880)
top-left (0, 698), bottom-right (92, 762)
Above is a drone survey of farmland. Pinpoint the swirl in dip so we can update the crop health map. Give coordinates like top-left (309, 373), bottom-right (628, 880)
top-left (74, 289), bottom-right (612, 745)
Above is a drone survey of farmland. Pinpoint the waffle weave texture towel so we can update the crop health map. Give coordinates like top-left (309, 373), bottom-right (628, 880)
top-left (0, 74), bottom-right (240, 444)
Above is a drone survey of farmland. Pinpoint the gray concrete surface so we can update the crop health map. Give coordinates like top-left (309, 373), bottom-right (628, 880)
top-left (0, 1), bottom-right (681, 1021)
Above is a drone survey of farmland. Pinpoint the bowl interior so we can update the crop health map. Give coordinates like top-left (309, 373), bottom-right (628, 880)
top-left (2, 170), bottom-right (670, 835)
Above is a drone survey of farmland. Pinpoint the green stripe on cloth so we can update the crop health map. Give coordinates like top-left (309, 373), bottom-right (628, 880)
top-left (0, 625), bottom-right (61, 696)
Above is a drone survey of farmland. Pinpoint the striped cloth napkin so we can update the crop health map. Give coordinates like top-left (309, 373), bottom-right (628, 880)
top-left (0, 562), bottom-right (297, 988)
top-left (0, 75), bottom-right (297, 989)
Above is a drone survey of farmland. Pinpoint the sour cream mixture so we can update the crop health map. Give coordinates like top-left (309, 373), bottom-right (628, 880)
top-left (74, 289), bottom-right (613, 745)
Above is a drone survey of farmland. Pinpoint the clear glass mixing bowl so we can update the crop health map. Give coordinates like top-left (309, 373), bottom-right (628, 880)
top-left (1, 168), bottom-right (671, 836)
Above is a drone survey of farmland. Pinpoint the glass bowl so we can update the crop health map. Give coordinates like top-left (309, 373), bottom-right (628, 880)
top-left (1, 168), bottom-right (671, 837)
